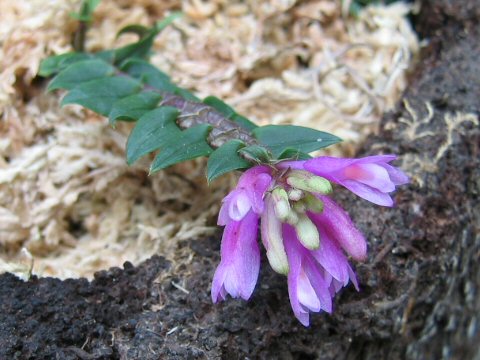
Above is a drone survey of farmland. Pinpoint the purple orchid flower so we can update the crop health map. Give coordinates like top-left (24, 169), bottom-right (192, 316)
top-left (280, 155), bottom-right (409, 206)
top-left (211, 155), bottom-right (408, 326)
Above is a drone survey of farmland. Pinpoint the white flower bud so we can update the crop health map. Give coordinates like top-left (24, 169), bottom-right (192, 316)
top-left (294, 213), bottom-right (320, 250)
top-left (286, 170), bottom-right (332, 194)
top-left (271, 187), bottom-right (290, 221)
top-left (303, 193), bottom-right (324, 213)
top-left (288, 188), bottom-right (303, 201)
top-left (261, 194), bottom-right (289, 275)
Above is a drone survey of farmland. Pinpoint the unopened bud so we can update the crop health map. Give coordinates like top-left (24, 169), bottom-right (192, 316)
top-left (286, 170), bottom-right (332, 194)
top-left (303, 193), bottom-right (324, 213)
top-left (293, 200), bottom-right (306, 213)
top-left (294, 213), bottom-right (320, 250)
top-left (288, 188), bottom-right (303, 201)
top-left (271, 187), bottom-right (290, 221)
top-left (285, 208), bottom-right (299, 225)
top-left (261, 195), bottom-right (289, 275)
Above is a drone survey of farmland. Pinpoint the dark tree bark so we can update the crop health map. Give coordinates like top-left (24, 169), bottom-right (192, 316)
top-left (1, 1), bottom-right (479, 359)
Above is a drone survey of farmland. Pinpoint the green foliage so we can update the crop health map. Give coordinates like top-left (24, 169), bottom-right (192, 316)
top-left (126, 107), bottom-right (180, 165)
top-left (207, 140), bottom-right (250, 182)
top-left (39, 53), bottom-right (91, 77)
top-left (252, 125), bottom-right (341, 158)
top-left (40, 12), bottom-right (343, 180)
top-left (47, 59), bottom-right (115, 91)
top-left (70, 0), bottom-right (101, 22)
top-left (61, 76), bottom-right (142, 116)
top-left (109, 91), bottom-right (163, 124)
top-left (150, 124), bottom-right (213, 173)
top-left (121, 59), bottom-right (198, 100)
top-left (278, 148), bottom-right (312, 161)
top-left (113, 12), bottom-right (182, 65)
top-left (238, 145), bottom-right (272, 164)
top-left (203, 96), bottom-right (258, 131)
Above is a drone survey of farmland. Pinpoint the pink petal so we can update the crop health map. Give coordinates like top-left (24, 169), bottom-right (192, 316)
top-left (381, 163), bottom-right (409, 185)
top-left (211, 263), bottom-right (228, 303)
top-left (355, 154), bottom-right (397, 164)
top-left (309, 224), bottom-right (350, 284)
top-left (341, 180), bottom-right (394, 207)
top-left (228, 191), bottom-right (251, 221)
top-left (343, 163), bottom-right (396, 192)
top-left (284, 225), bottom-right (311, 326)
top-left (314, 196), bottom-right (367, 260)
top-left (297, 268), bottom-right (321, 312)
top-left (245, 173), bottom-right (273, 214)
top-left (276, 159), bottom-right (307, 170)
top-left (305, 156), bottom-right (356, 174)
top-left (303, 257), bottom-right (333, 313)
top-left (211, 211), bottom-right (260, 302)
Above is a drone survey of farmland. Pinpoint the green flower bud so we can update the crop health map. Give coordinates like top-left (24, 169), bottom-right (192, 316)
top-left (261, 194), bottom-right (289, 275)
top-left (293, 200), bottom-right (307, 213)
top-left (288, 188), bottom-right (303, 201)
top-left (303, 193), bottom-right (324, 213)
top-left (286, 170), bottom-right (332, 194)
top-left (294, 213), bottom-right (320, 250)
top-left (285, 208), bottom-right (299, 225)
top-left (271, 187), bottom-right (290, 221)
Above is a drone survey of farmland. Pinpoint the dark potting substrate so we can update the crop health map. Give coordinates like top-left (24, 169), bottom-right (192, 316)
top-left (1, 1), bottom-right (479, 359)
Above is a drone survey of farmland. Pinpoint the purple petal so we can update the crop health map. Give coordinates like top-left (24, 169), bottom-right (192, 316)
top-left (342, 180), bottom-right (394, 207)
top-left (313, 196), bottom-right (367, 260)
top-left (211, 263), bottom-right (228, 303)
top-left (304, 156), bottom-right (356, 181)
top-left (284, 225), bottom-right (311, 326)
top-left (245, 173), bottom-right (273, 214)
top-left (277, 159), bottom-right (307, 170)
top-left (296, 268), bottom-right (321, 312)
top-left (354, 154), bottom-right (397, 164)
top-left (228, 191), bottom-right (251, 221)
top-left (381, 163), bottom-right (409, 185)
top-left (303, 257), bottom-right (333, 313)
top-left (211, 211), bottom-right (260, 302)
top-left (309, 223), bottom-right (350, 284)
top-left (343, 163), bottom-right (396, 192)
top-left (348, 265), bottom-right (359, 291)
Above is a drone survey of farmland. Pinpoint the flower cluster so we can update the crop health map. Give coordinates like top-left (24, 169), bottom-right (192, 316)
top-left (211, 155), bottom-right (408, 326)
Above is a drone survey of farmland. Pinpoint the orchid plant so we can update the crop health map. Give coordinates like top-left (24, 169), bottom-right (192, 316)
top-left (40, 8), bottom-right (408, 326)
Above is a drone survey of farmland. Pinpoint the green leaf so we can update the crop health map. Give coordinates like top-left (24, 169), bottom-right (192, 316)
top-left (155, 12), bottom-right (183, 32)
top-left (61, 76), bottom-right (142, 116)
top-left (39, 53), bottom-right (91, 77)
top-left (47, 59), bottom-right (115, 91)
top-left (231, 113), bottom-right (258, 131)
top-left (117, 24), bottom-right (150, 38)
top-left (109, 91), bottom-right (162, 124)
top-left (278, 148), bottom-right (312, 160)
top-left (126, 107), bottom-right (180, 165)
top-left (203, 96), bottom-right (257, 131)
top-left (122, 59), bottom-right (199, 100)
top-left (121, 59), bottom-right (175, 92)
top-left (174, 87), bottom-right (200, 101)
top-left (113, 14), bottom-right (181, 65)
top-left (238, 145), bottom-right (272, 163)
top-left (70, 0), bottom-right (102, 21)
top-left (203, 96), bottom-right (235, 118)
top-left (150, 124), bottom-right (213, 173)
top-left (253, 125), bottom-right (341, 157)
top-left (207, 140), bottom-right (250, 182)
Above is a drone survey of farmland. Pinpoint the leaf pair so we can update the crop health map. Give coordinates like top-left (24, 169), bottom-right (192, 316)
top-left (126, 107), bottom-right (212, 173)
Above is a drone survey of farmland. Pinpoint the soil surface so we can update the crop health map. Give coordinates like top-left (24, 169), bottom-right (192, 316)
top-left (1, 1), bottom-right (479, 359)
